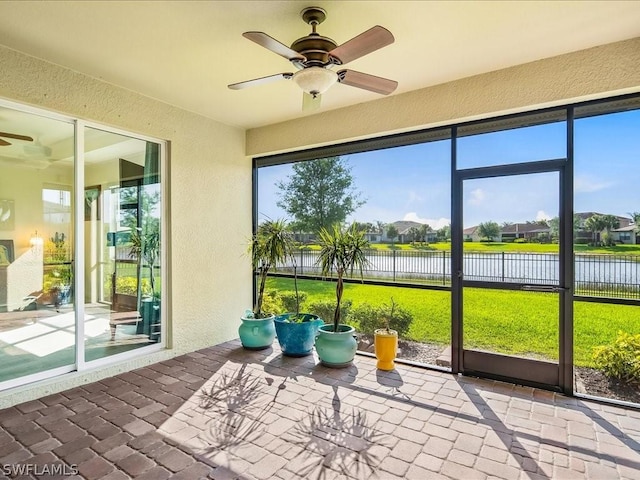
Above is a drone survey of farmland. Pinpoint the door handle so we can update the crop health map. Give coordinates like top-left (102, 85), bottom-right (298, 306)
top-left (522, 285), bottom-right (570, 293)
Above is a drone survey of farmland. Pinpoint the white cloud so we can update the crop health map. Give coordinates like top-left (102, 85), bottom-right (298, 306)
top-left (536, 210), bottom-right (552, 221)
top-left (405, 190), bottom-right (424, 206)
top-left (468, 188), bottom-right (485, 205)
top-left (403, 212), bottom-right (450, 229)
top-left (575, 176), bottom-right (614, 193)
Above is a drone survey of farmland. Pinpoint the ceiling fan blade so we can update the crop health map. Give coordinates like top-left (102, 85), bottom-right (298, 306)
top-left (243, 32), bottom-right (306, 62)
top-left (302, 92), bottom-right (321, 112)
top-left (0, 131), bottom-right (34, 142)
top-left (337, 69), bottom-right (398, 95)
top-left (228, 73), bottom-right (293, 90)
top-left (329, 26), bottom-right (394, 65)
top-left (0, 139), bottom-right (10, 146)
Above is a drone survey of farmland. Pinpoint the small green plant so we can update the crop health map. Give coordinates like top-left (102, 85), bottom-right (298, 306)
top-left (593, 331), bottom-right (640, 383)
top-left (381, 297), bottom-right (397, 333)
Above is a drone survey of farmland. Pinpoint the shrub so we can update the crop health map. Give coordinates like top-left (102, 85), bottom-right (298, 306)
top-left (113, 277), bottom-right (151, 296)
top-left (514, 238), bottom-right (527, 243)
top-left (593, 331), bottom-right (640, 383)
top-left (308, 299), bottom-right (352, 325)
top-left (278, 290), bottom-right (308, 313)
top-left (349, 300), bottom-right (413, 337)
top-left (347, 303), bottom-right (379, 332)
top-left (260, 289), bottom-right (283, 316)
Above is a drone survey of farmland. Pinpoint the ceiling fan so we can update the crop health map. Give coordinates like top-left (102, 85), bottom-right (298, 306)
top-left (0, 131), bottom-right (56, 168)
top-left (0, 131), bottom-right (33, 147)
top-left (228, 6), bottom-right (398, 110)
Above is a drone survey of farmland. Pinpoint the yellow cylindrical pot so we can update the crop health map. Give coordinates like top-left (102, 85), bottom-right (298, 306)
top-left (374, 329), bottom-right (398, 371)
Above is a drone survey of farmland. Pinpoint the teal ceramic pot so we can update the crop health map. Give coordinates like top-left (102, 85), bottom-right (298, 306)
top-left (239, 314), bottom-right (276, 350)
top-left (315, 324), bottom-right (358, 368)
top-left (274, 313), bottom-right (323, 357)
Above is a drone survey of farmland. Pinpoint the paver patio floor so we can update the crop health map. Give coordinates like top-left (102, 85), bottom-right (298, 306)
top-left (1, 339), bottom-right (640, 479)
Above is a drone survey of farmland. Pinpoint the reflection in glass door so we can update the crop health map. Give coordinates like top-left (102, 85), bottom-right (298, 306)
top-left (83, 127), bottom-right (163, 362)
top-left (458, 167), bottom-right (568, 389)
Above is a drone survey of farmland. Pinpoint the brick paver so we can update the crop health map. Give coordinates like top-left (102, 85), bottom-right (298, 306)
top-left (0, 339), bottom-right (639, 479)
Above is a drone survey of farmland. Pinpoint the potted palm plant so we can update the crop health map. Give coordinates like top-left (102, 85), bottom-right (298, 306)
top-left (315, 223), bottom-right (371, 367)
top-left (129, 221), bottom-right (160, 339)
top-left (240, 219), bottom-right (291, 350)
top-left (274, 252), bottom-right (323, 357)
top-left (45, 232), bottom-right (72, 309)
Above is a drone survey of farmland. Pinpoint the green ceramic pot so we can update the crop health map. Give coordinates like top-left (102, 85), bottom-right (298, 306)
top-left (314, 324), bottom-right (357, 368)
top-left (239, 314), bottom-right (275, 350)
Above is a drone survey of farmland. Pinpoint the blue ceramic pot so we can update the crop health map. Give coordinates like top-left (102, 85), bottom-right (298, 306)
top-left (274, 313), bottom-right (323, 357)
top-left (239, 314), bottom-right (275, 350)
top-left (314, 324), bottom-right (358, 368)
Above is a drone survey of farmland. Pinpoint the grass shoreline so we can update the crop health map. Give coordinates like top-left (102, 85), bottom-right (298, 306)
top-left (297, 241), bottom-right (640, 255)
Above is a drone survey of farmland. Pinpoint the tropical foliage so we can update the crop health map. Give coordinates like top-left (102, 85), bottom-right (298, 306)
top-left (129, 221), bottom-right (160, 297)
top-left (249, 219), bottom-right (293, 317)
top-left (317, 223), bottom-right (371, 331)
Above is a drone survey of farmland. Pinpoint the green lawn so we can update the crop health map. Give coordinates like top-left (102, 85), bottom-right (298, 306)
top-left (266, 277), bottom-right (640, 367)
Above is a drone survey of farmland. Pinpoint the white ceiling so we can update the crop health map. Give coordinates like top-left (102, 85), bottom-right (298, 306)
top-left (0, 1), bottom-right (639, 130)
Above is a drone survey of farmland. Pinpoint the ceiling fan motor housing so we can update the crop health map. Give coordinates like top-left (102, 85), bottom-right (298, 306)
top-left (291, 34), bottom-right (337, 67)
top-left (291, 7), bottom-right (337, 67)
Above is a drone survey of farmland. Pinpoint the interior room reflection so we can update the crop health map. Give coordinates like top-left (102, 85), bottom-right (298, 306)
top-left (0, 107), bottom-right (162, 385)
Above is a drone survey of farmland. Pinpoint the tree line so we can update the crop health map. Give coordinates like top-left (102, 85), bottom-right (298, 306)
top-left (273, 156), bottom-right (638, 246)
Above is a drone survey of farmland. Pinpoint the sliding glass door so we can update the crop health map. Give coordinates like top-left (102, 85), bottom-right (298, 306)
top-left (0, 100), bottom-right (165, 390)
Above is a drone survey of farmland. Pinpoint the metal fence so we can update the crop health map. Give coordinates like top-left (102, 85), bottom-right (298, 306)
top-left (278, 249), bottom-right (640, 299)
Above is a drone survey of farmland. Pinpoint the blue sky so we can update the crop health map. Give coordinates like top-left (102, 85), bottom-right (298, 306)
top-left (258, 109), bottom-right (640, 228)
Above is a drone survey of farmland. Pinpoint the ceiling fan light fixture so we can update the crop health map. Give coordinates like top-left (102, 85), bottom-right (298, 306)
top-left (23, 143), bottom-right (52, 157)
top-left (293, 67), bottom-right (337, 97)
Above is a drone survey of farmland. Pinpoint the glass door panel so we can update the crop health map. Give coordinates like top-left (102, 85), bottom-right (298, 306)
top-left (84, 127), bottom-right (162, 362)
top-left (0, 105), bottom-right (75, 386)
top-left (460, 171), bottom-right (563, 387)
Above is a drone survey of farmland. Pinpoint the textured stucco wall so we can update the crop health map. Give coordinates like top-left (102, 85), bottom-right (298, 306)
top-left (0, 45), bottom-right (251, 407)
top-left (247, 37), bottom-right (640, 156)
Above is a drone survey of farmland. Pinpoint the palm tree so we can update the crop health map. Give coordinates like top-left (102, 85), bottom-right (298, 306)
top-left (584, 214), bottom-right (606, 245)
top-left (129, 221), bottom-right (160, 298)
top-left (317, 224), bottom-right (371, 332)
top-left (408, 226), bottom-right (420, 243)
top-left (601, 214), bottom-right (620, 245)
top-left (250, 219), bottom-right (293, 317)
top-left (419, 223), bottom-right (431, 243)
